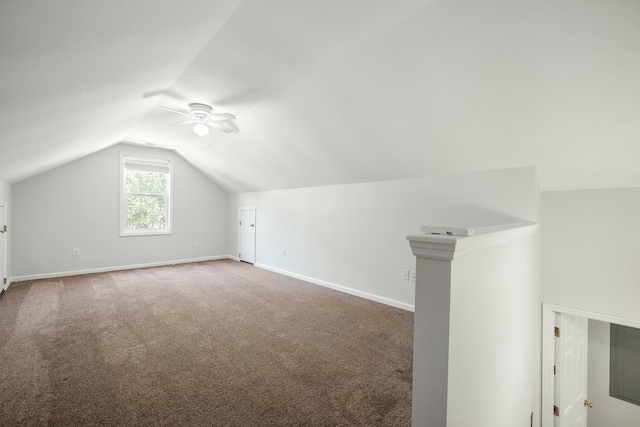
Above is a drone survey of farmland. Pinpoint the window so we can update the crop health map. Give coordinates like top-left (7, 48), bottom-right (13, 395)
top-left (610, 323), bottom-right (640, 406)
top-left (120, 153), bottom-right (172, 236)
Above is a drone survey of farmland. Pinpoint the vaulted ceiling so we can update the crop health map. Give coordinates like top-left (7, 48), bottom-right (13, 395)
top-left (1, 0), bottom-right (638, 193)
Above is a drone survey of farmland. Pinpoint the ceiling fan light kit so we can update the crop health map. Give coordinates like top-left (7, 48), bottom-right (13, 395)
top-left (193, 123), bottom-right (209, 137)
top-left (160, 103), bottom-right (237, 138)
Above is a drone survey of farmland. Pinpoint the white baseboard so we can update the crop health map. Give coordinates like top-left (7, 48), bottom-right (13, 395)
top-left (10, 255), bottom-right (235, 283)
top-left (254, 263), bottom-right (414, 312)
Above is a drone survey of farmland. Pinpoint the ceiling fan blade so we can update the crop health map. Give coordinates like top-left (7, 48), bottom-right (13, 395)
top-left (143, 89), bottom-right (183, 100)
top-left (217, 120), bottom-right (239, 133)
top-left (170, 119), bottom-right (196, 126)
top-left (207, 121), bottom-right (234, 133)
top-left (209, 113), bottom-right (236, 121)
top-left (159, 106), bottom-right (193, 118)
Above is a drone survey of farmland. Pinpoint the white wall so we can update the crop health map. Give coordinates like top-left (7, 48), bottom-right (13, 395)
top-left (588, 319), bottom-right (640, 427)
top-left (12, 143), bottom-right (229, 278)
top-left (229, 166), bottom-right (539, 309)
top-left (0, 180), bottom-right (10, 204)
top-left (542, 189), bottom-right (640, 321)
top-left (447, 233), bottom-right (541, 427)
top-left (0, 179), bottom-right (11, 284)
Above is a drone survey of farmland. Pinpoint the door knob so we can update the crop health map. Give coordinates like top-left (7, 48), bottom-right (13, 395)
top-left (250, 224), bottom-right (255, 227)
top-left (584, 400), bottom-right (593, 408)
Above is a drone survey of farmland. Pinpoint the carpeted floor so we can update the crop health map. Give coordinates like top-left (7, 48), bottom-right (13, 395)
top-left (0, 260), bottom-right (413, 426)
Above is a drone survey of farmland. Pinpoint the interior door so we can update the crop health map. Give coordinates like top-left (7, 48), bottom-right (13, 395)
top-left (239, 208), bottom-right (256, 264)
top-left (0, 204), bottom-right (6, 291)
top-left (555, 313), bottom-right (589, 427)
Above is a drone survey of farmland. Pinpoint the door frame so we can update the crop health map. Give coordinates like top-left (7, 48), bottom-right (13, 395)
top-left (542, 303), bottom-right (640, 427)
top-left (238, 207), bottom-right (256, 264)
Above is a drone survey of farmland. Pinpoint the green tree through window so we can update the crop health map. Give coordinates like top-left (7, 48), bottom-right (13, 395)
top-left (121, 154), bottom-right (172, 235)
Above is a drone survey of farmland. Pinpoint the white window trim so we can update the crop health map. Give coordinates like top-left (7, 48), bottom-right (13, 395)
top-left (120, 151), bottom-right (173, 237)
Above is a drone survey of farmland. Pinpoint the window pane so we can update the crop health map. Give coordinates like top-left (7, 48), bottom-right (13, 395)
top-left (125, 173), bottom-right (135, 193)
top-left (149, 173), bottom-right (160, 194)
top-left (140, 196), bottom-right (154, 228)
top-left (126, 212), bottom-right (138, 229)
top-left (140, 172), bottom-right (153, 194)
top-left (152, 196), bottom-right (165, 213)
top-left (149, 173), bottom-right (155, 193)
top-left (126, 195), bottom-right (141, 228)
top-left (155, 173), bottom-right (167, 194)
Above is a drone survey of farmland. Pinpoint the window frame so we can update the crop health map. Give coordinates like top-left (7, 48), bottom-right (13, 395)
top-left (119, 152), bottom-right (173, 237)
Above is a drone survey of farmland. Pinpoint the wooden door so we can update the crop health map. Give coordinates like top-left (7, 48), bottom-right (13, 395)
top-left (555, 313), bottom-right (589, 427)
top-left (239, 208), bottom-right (256, 264)
top-left (0, 204), bottom-right (6, 291)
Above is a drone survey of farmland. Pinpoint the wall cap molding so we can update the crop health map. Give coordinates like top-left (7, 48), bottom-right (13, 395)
top-left (407, 222), bottom-right (538, 261)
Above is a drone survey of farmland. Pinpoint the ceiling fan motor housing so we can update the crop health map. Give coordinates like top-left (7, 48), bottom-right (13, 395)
top-left (189, 103), bottom-right (213, 119)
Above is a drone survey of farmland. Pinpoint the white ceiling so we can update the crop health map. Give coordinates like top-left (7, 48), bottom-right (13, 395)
top-left (1, 0), bottom-right (639, 193)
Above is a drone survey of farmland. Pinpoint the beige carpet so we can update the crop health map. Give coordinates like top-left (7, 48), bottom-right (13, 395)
top-left (0, 259), bottom-right (413, 426)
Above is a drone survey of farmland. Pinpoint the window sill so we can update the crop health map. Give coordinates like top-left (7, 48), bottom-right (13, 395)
top-left (120, 230), bottom-right (173, 237)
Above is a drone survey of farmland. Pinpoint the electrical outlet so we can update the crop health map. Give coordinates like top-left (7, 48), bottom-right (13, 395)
top-left (282, 249), bottom-right (287, 256)
top-left (402, 270), bottom-right (409, 280)
top-left (194, 241), bottom-right (199, 248)
top-left (72, 248), bottom-right (80, 257)
top-left (411, 272), bottom-right (416, 283)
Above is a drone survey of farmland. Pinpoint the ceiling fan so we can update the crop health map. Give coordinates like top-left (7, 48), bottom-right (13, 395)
top-left (159, 103), bottom-right (237, 136)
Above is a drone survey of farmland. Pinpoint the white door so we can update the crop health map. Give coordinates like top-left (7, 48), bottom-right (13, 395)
top-left (239, 208), bottom-right (256, 264)
top-left (555, 313), bottom-right (589, 427)
top-left (0, 204), bottom-right (6, 291)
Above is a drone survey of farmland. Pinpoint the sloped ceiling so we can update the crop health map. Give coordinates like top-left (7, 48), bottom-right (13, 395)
top-left (1, 0), bottom-right (639, 193)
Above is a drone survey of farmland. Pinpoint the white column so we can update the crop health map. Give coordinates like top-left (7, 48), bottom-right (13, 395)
top-left (407, 222), bottom-right (538, 426)
top-left (412, 255), bottom-right (453, 426)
